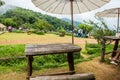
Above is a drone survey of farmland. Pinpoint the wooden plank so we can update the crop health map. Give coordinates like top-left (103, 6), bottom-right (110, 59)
top-left (103, 36), bottom-right (120, 40)
top-left (31, 71), bottom-right (75, 77)
top-left (30, 73), bottom-right (95, 80)
top-left (25, 43), bottom-right (81, 56)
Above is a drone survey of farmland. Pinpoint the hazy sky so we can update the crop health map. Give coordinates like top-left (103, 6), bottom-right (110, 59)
top-left (2, 0), bottom-right (120, 30)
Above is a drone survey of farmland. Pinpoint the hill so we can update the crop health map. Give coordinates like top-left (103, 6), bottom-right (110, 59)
top-left (0, 7), bottom-right (71, 31)
top-left (62, 18), bottom-right (81, 27)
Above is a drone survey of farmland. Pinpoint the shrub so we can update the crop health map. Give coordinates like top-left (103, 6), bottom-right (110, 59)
top-left (59, 27), bottom-right (66, 37)
top-left (86, 44), bottom-right (101, 48)
top-left (13, 30), bottom-right (24, 33)
top-left (87, 48), bottom-right (101, 55)
top-left (35, 31), bottom-right (45, 35)
top-left (66, 32), bottom-right (72, 36)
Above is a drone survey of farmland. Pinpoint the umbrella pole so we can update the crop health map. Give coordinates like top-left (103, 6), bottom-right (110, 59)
top-left (70, 0), bottom-right (74, 44)
top-left (117, 8), bottom-right (120, 33)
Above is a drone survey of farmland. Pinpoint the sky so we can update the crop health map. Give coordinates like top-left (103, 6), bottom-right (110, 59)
top-left (1, 0), bottom-right (120, 30)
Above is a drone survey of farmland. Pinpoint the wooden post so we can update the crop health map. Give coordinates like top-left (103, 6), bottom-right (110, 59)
top-left (101, 39), bottom-right (106, 62)
top-left (112, 40), bottom-right (119, 57)
top-left (26, 56), bottom-right (33, 80)
top-left (67, 52), bottom-right (75, 74)
top-left (117, 8), bottom-right (120, 33)
top-left (70, 0), bottom-right (74, 44)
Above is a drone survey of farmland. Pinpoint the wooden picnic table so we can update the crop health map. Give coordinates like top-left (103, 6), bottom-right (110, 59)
top-left (101, 36), bottom-right (120, 62)
top-left (25, 43), bottom-right (81, 80)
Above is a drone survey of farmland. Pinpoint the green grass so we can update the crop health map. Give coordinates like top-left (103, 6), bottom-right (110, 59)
top-left (0, 33), bottom-right (116, 73)
top-left (83, 43), bottom-right (117, 60)
top-left (0, 42), bottom-right (114, 73)
top-left (0, 44), bottom-right (25, 58)
top-left (0, 44), bottom-right (82, 73)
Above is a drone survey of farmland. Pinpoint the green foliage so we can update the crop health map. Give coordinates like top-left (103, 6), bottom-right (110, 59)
top-left (85, 18), bottom-right (115, 44)
top-left (65, 32), bottom-right (72, 36)
top-left (78, 23), bottom-right (93, 37)
top-left (0, 44), bottom-right (25, 58)
top-left (0, 59), bottom-right (27, 72)
top-left (85, 40), bottom-right (101, 49)
top-left (35, 31), bottom-right (45, 35)
top-left (58, 27), bottom-right (66, 37)
top-left (85, 42), bottom-right (101, 55)
top-left (0, 7), bottom-right (70, 32)
top-left (92, 28), bottom-right (115, 44)
top-left (59, 27), bottom-right (66, 33)
top-left (86, 43), bottom-right (101, 48)
top-left (2, 18), bottom-right (17, 27)
top-left (42, 15), bottom-right (71, 31)
top-left (78, 23), bottom-right (93, 32)
top-left (84, 42), bottom-right (115, 59)
top-left (87, 48), bottom-right (101, 55)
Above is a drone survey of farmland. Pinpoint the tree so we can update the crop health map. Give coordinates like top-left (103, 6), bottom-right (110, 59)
top-left (78, 23), bottom-right (93, 37)
top-left (85, 17), bottom-right (115, 44)
top-left (22, 23), bottom-right (32, 29)
top-left (2, 18), bottom-right (17, 27)
top-left (33, 19), bottom-right (53, 32)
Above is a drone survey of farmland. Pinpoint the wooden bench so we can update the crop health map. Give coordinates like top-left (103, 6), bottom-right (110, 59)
top-left (101, 36), bottom-right (120, 62)
top-left (25, 43), bottom-right (81, 80)
top-left (30, 73), bottom-right (95, 80)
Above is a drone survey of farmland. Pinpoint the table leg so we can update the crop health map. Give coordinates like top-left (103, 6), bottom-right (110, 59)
top-left (67, 52), bottom-right (75, 74)
top-left (101, 39), bottom-right (106, 62)
top-left (112, 40), bottom-right (119, 57)
top-left (26, 56), bottom-right (33, 80)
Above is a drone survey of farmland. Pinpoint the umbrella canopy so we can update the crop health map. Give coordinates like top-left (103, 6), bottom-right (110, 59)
top-left (96, 8), bottom-right (120, 32)
top-left (32, 0), bottom-right (111, 44)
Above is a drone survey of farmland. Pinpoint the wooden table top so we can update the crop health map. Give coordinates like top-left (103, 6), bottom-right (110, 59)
top-left (25, 43), bottom-right (81, 56)
top-left (103, 36), bottom-right (120, 40)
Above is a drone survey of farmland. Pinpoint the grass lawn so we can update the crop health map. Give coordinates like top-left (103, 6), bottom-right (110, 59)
top-left (0, 32), bottom-right (120, 80)
top-left (0, 32), bottom-right (97, 48)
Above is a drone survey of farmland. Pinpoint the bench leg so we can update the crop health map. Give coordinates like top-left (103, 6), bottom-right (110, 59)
top-left (112, 40), bottom-right (119, 57)
top-left (67, 52), bottom-right (75, 74)
top-left (26, 56), bottom-right (33, 80)
top-left (101, 39), bottom-right (106, 62)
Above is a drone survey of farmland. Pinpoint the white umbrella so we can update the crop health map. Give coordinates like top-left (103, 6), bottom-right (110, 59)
top-left (96, 8), bottom-right (120, 32)
top-left (32, 0), bottom-right (111, 44)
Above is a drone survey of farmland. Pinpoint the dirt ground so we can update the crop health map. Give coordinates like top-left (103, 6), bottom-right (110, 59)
top-left (0, 57), bottom-right (120, 80)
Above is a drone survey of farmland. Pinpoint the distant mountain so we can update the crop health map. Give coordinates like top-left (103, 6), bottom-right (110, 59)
top-left (0, 5), bottom-right (16, 15)
top-left (61, 18), bottom-right (81, 27)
